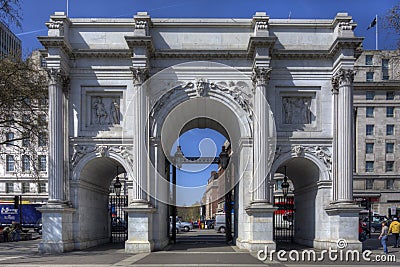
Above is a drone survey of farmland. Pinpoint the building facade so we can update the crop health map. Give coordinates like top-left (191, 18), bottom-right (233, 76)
top-left (353, 50), bottom-right (400, 217)
top-left (0, 21), bottom-right (21, 59)
top-left (0, 50), bottom-right (49, 207)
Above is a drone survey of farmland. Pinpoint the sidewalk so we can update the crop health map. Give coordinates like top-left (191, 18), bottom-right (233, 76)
top-left (0, 233), bottom-right (398, 266)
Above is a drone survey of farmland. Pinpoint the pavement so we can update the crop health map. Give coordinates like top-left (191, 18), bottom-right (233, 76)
top-left (0, 230), bottom-right (399, 266)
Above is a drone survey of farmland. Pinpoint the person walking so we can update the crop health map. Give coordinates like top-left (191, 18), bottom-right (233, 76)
top-left (378, 221), bottom-right (389, 254)
top-left (388, 217), bottom-right (400, 248)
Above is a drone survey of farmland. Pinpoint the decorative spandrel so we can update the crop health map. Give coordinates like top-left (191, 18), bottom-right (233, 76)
top-left (282, 96), bottom-right (312, 124)
top-left (91, 96), bottom-right (121, 126)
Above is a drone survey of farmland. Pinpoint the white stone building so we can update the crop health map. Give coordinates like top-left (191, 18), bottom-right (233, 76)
top-left (7, 11), bottom-right (367, 254)
top-left (353, 50), bottom-right (400, 217)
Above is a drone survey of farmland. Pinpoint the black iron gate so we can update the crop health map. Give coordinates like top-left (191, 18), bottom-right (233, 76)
top-left (273, 196), bottom-right (295, 243)
top-left (110, 195), bottom-right (128, 243)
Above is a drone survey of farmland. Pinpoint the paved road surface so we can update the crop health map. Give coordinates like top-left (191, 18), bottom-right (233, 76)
top-left (0, 230), bottom-right (398, 266)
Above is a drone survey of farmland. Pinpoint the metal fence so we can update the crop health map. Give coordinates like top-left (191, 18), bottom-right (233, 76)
top-left (109, 195), bottom-right (128, 243)
top-left (273, 196), bottom-right (295, 243)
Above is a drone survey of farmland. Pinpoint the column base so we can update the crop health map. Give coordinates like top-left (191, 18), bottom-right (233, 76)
top-left (124, 203), bottom-right (156, 253)
top-left (125, 240), bottom-right (154, 253)
top-left (38, 241), bottom-right (75, 254)
top-left (242, 203), bottom-right (277, 253)
top-left (37, 205), bottom-right (75, 254)
top-left (325, 203), bottom-right (362, 251)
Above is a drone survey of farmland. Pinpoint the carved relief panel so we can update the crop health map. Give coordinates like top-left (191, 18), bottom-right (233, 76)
top-left (81, 87), bottom-right (124, 131)
top-left (282, 96), bottom-right (312, 124)
top-left (276, 88), bottom-right (320, 132)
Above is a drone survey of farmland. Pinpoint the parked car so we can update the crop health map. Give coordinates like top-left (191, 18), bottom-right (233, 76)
top-left (362, 215), bottom-right (390, 233)
top-left (179, 221), bottom-right (193, 232)
top-left (170, 222), bottom-right (182, 233)
top-left (111, 217), bottom-right (127, 231)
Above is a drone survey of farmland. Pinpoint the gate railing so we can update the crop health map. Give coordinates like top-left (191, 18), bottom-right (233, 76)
top-left (109, 195), bottom-right (128, 243)
top-left (273, 196), bottom-right (295, 243)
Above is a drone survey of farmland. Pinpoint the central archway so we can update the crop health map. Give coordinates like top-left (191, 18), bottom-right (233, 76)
top-left (142, 61), bottom-right (258, 251)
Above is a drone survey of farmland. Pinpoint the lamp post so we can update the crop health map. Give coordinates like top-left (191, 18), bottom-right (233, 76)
top-left (114, 166), bottom-right (122, 197)
top-left (219, 146), bottom-right (232, 243)
top-left (281, 166), bottom-right (290, 199)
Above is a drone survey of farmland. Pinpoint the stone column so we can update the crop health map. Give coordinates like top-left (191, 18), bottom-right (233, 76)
top-left (331, 68), bottom-right (354, 204)
top-left (38, 68), bottom-right (75, 254)
top-left (326, 68), bottom-right (361, 251)
top-left (251, 67), bottom-right (272, 204)
top-left (47, 68), bottom-right (69, 205)
top-left (238, 65), bottom-right (276, 253)
top-left (131, 67), bottom-right (149, 203)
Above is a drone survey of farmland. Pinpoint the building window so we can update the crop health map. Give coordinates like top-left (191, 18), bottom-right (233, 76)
top-left (366, 107), bottom-right (374, 117)
top-left (366, 143), bottom-right (374, 154)
top-left (366, 72), bottom-right (374, 82)
top-left (382, 59), bottom-right (389, 80)
top-left (38, 132), bottom-right (47, 147)
top-left (386, 91), bottom-right (395, 100)
top-left (38, 155), bottom-right (47, 172)
top-left (387, 179), bottom-right (395, 190)
top-left (365, 161), bottom-right (374, 172)
top-left (387, 107), bottom-right (394, 117)
top-left (366, 91), bottom-right (375, 100)
top-left (386, 125), bottom-right (394, 135)
top-left (5, 132), bottom-right (14, 146)
top-left (38, 183), bottom-right (47, 193)
top-left (22, 155), bottom-right (30, 172)
top-left (22, 182), bottom-right (30, 193)
top-left (37, 114), bottom-right (46, 126)
top-left (366, 55), bottom-right (373, 65)
top-left (386, 161), bottom-right (394, 172)
top-left (366, 125), bottom-right (374, 135)
top-left (6, 183), bottom-right (14, 193)
top-left (366, 179), bottom-right (374, 189)
top-left (6, 155), bottom-right (15, 172)
top-left (22, 134), bottom-right (30, 147)
top-left (386, 143), bottom-right (394, 154)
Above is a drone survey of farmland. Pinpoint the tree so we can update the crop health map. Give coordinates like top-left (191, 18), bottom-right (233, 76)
top-left (0, 0), bottom-right (21, 28)
top-left (0, 51), bottom-right (49, 181)
top-left (385, 4), bottom-right (400, 47)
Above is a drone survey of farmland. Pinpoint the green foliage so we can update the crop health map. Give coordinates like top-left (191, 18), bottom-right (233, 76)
top-left (0, 0), bottom-right (21, 28)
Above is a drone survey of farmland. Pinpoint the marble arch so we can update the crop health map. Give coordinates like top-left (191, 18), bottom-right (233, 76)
top-left (38, 10), bottom-right (363, 254)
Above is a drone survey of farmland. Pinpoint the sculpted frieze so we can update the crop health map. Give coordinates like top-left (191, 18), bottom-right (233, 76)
top-left (71, 144), bottom-right (134, 169)
top-left (275, 145), bottom-right (332, 171)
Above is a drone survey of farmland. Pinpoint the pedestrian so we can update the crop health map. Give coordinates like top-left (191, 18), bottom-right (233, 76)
top-left (11, 222), bottom-right (21, 242)
top-left (388, 217), bottom-right (400, 248)
top-left (2, 226), bottom-right (10, 242)
top-left (378, 221), bottom-right (389, 254)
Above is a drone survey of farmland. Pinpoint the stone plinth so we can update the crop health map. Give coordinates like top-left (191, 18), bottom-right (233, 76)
top-left (124, 204), bottom-right (156, 253)
top-left (38, 205), bottom-right (75, 254)
top-left (236, 204), bottom-right (276, 253)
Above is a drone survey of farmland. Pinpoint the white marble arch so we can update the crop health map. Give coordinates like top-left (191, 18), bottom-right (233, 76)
top-left (70, 151), bottom-right (132, 250)
top-left (145, 61), bottom-right (256, 249)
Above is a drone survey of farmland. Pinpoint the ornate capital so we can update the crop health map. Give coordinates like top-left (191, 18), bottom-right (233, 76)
top-left (131, 67), bottom-right (149, 85)
top-left (252, 67), bottom-right (272, 88)
top-left (331, 68), bottom-right (354, 94)
top-left (47, 68), bottom-right (70, 95)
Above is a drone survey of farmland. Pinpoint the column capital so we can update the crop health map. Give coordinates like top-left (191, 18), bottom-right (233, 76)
top-left (130, 67), bottom-right (149, 85)
top-left (252, 67), bottom-right (271, 88)
top-left (331, 68), bottom-right (354, 94)
top-left (47, 68), bottom-right (70, 95)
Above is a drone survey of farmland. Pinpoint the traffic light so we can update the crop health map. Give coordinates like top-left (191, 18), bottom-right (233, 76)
top-left (14, 196), bottom-right (19, 209)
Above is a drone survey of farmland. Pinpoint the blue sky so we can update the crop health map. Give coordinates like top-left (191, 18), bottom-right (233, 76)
top-left (14, 0), bottom-right (399, 54)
